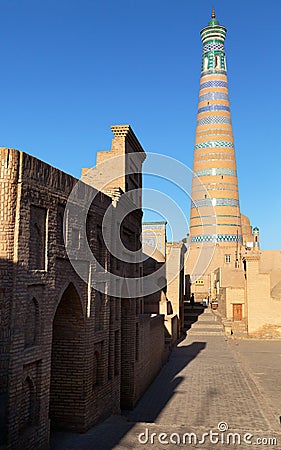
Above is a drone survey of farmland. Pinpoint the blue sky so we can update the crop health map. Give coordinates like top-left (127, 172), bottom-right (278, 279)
top-left (1, 0), bottom-right (280, 249)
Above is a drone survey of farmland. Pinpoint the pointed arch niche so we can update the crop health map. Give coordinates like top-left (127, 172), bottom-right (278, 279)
top-left (215, 54), bottom-right (221, 68)
top-left (20, 376), bottom-right (36, 430)
top-left (49, 283), bottom-right (86, 430)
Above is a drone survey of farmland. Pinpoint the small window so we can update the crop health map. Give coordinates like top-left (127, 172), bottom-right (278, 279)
top-left (225, 254), bottom-right (231, 263)
top-left (215, 55), bottom-right (220, 69)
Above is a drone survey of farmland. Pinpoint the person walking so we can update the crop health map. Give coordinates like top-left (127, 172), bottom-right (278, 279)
top-left (190, 293), bottom-right (195, 308)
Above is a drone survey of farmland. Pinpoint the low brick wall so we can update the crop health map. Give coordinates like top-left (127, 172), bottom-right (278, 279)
top-left (134, 314), bottom-right (164, 406)
top-left (164, 314), bottom-right (179, 346)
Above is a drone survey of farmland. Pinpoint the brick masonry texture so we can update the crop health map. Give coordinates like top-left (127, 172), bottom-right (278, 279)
top-left (0, 125), bottom-right (165, 450)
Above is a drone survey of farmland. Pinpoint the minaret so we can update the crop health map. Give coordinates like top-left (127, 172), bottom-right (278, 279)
top-left (190, 9), bottom-right (242, 248)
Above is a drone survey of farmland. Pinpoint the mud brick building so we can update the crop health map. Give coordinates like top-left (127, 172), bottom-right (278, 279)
top-left (0, 125), bottom-right (165, 450)
top-left (142, 222), bottom-right (186, 345)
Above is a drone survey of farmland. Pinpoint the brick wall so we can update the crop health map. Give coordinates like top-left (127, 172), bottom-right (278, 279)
top-left (1, 124), bottom-right (165, 450)
top-left (245, 255), bottom-right (281, 334)
top-left (0, 149), bottom-right (20, 446)
top-left (134, 314), bottom-right (164, 406)
top-left (166, 242), bottom-right (186, 336)
top-left (1, 149), bottom-right (120, 449)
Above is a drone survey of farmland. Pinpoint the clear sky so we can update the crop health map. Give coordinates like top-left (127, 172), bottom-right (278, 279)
top-left (1, 0), bottom-right (280, 249)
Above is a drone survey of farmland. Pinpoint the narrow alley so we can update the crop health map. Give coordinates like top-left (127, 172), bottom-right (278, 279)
top-left (52, 307), bottom-right (281, 449)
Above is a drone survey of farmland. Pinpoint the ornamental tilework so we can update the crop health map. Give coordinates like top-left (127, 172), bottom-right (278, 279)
top-left (194, 168), bottom-right (237, 177)
top-left (216, 198), bottom-right (239, 206)
top-left (203, 42), bottom-right (224, 52)
top-left (197, 130), bottom-right (233, 135)
top-left (190, 223), bottom-right (241, 228)
top-left (192, 215), bottom-right (241, 219)
top-left (200, 80), bottom-right (228, 89)
top-left (196, 157), bottom-right (234, 163)
top-left (199, 92), bottom-right (229, 102)
top-left (191, 234), bottom-right (243, 243)
top-left (201, 27), bottom-right (226, 38)
top-left (198, 105), bottom-right (230, 113)
top-left (201, 69), bottom-right (227, 76)
top-left (192, 184), bottom-right (238, 191)
top-left (203, 38), bottom-right (225, 45)
top-left (194, 141), bottom-right (234, 150)
top-left (197, 116), bottom-right (232, 126)
top-left (191, 198), bottom-right (239, 208)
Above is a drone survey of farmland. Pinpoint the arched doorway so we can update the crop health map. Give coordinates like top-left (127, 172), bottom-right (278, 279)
top-left (49, 283), bottom-right (85, 430)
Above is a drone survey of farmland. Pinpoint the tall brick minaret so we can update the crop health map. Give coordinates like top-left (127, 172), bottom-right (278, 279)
top-left (188, 9), bottom-right (243, 286)
top-left (190, 8), bottom-right (242, 246)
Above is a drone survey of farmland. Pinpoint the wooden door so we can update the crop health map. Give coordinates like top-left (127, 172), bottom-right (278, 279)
top-left (233, 304), bottom-right (242, 321)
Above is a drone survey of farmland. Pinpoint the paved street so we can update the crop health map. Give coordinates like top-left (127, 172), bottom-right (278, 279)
top-left (228, 339), bottom-right (281, 424)
top-left (51, 308), bottom-right (281, 449)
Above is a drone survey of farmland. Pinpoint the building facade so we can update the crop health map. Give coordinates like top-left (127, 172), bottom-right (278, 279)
top-left (0, 125), bottom-right (165, 450)
top-left (142, 222), bottom-right (186, 344)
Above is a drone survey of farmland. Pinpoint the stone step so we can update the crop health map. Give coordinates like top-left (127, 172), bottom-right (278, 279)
top-left (184, 314), bottom-right (216, 324)
top-left (232, 323), bottom-right (247, 331)
top-left (192, 322), bottom-right (223, 330)
top-left (193, 321), bottom-right (222, 328)
top-left (198, 314), bottom-right (216, 321)
top-left (188, 329), bottom-right (224, 336)
top-left (184, 309), bottom-right (224, 333)
top-left (187, 310), bottom-right (224, 335)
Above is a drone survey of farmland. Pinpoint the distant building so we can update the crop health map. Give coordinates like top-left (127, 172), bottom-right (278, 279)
top-left (186, 10), bottom-right (281, 337)
top-left (142, 222), bottom-right (186, 345)
top-left (142, 221), bottom-right (167, 255)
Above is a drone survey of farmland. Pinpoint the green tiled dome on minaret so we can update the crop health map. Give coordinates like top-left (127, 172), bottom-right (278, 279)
top-left (189, 9), bottom-right (242, 245)
top-left (208, 7), bottom-right (220, 26)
